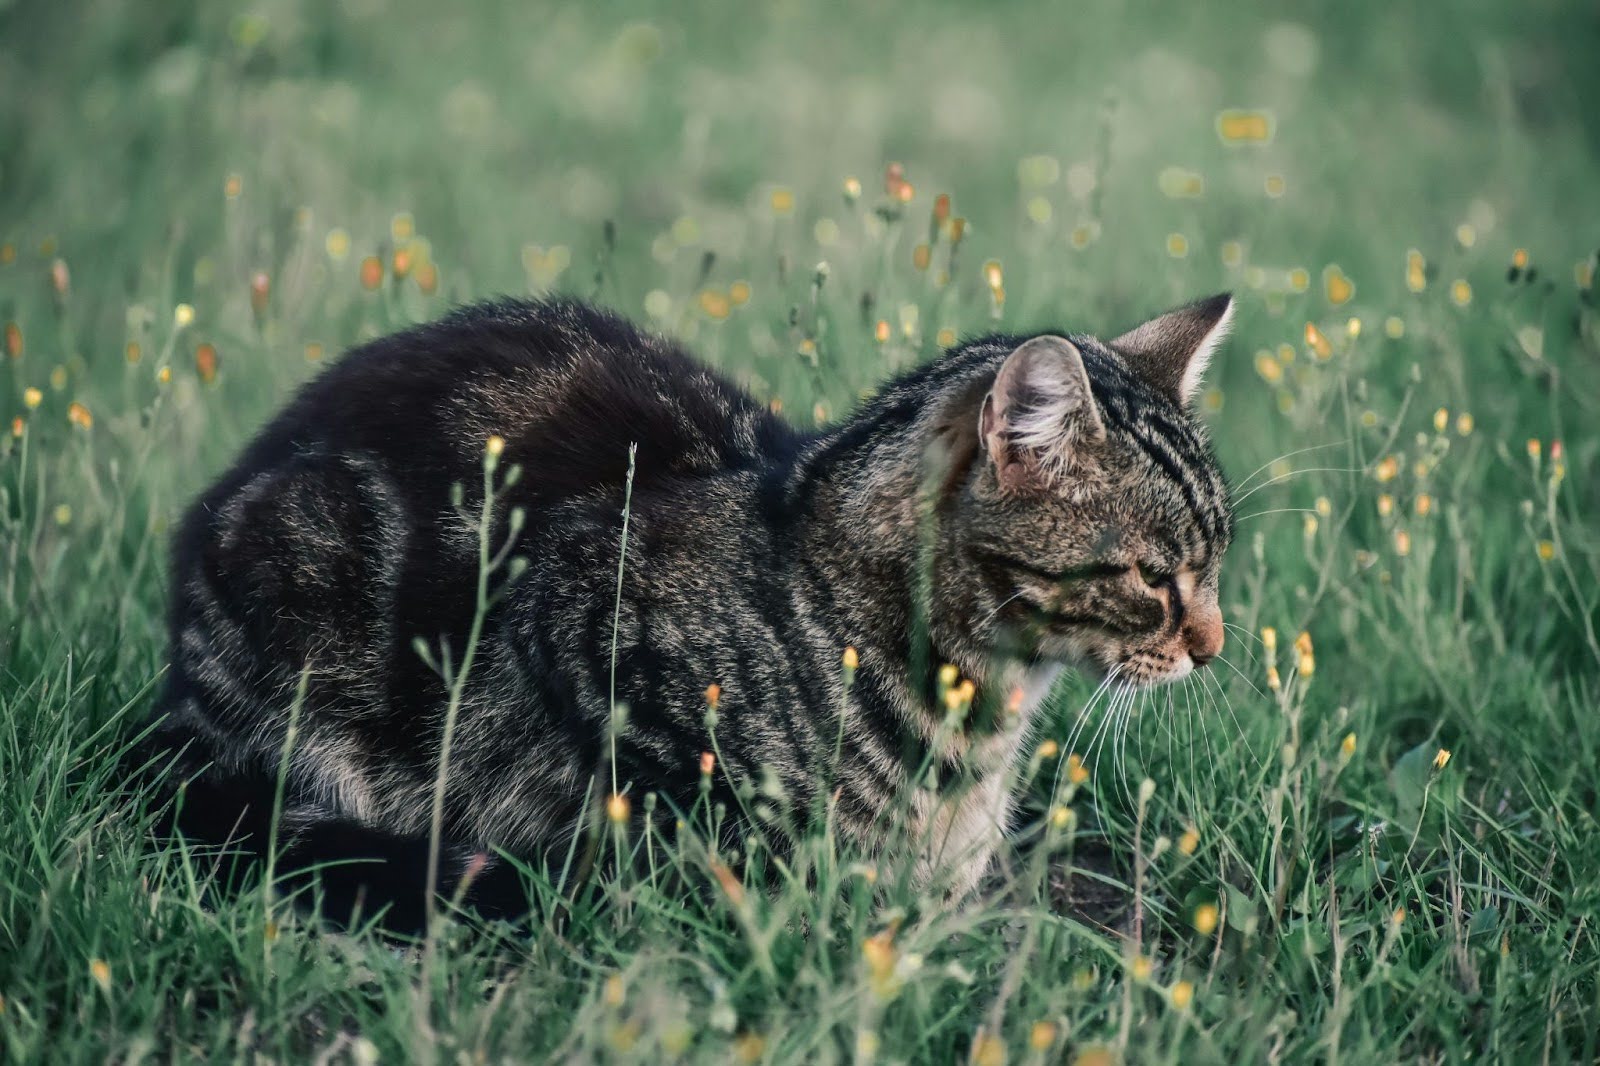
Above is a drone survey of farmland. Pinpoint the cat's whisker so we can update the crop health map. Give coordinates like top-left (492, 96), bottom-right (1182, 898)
top-left (1220, 621), bottom-right (1263, 667)
top-left (1230, 465), bottom-right (1362, 506)
top-left (1202, 663), bottom-right (1262, 772)
top-left (1234, 507), bottom-right (1319, 524)
top-left (1231, 439), bottom-right (1350, 496)
top-left (1053, 666), bottom-right (1121, 796)
top-left (1212, 650), bottom-right (1268, 700)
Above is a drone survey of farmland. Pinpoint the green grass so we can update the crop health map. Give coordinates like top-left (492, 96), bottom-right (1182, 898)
top-left (3, 0), bottom-right (1600, 1060)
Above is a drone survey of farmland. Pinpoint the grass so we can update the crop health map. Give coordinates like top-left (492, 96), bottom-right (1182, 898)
top-left (3, 0), bottom-right (1599, 1060)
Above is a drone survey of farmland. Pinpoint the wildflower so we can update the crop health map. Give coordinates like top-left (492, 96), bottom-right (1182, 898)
top-left (1264, 174), bottom-right (1286, 197)
top-left (391, 248), bottom-right (413, 279)
top-left (705, 683), bottom-right (721, 709)
top-left (1129, 954), bottom-right (1153, 981)
top-left (67, 401), bottom-right (92, 429)
top-left (250, 271), bottom-right (270, 315)
top-left (1006, 686), bottom-right (1024, 715)
top-left (983, 260), bottom-right (1003, 290)
top-left (1304, 322), bottom-right (1332, 359)
top-left (1178, 825), bottom-right (1199, 855)
top-left (1170, 980), bottom-right (1195, 1010)
top-left (54, 504), bottom-right (71, 525)
top-left (733, 1032), bottom-right (766, 1063)
top-left (1303, 515), bottom-right (1318, 538)
top-left (1193, 903), bottom-right (1219, 935)
top-left (1341, 732), bottom-right (1357, 757)
top-left (1254, 351), bottom-right (1283, 384)
top-left (1261, 626), bottom-right (1278, 654)
top-left (1374, 456), bottom-right (1399, 482)
top-left (711, 861), bottom-right (745, 906)
top-left (1166, 233), bottom-right (1188, 258)
top-left (1288, 268), bottom-right (1309, 292)
top-left (912, 242), bottom-right (932, 271)
top-left (1216, 109), bottom-right (1272, 142)
top-left (1035, 739), bottom-right (1060, 760)
top-left (1346, 317), bottom-right (1361, 337)
top-left (50, 258), bottom-right (70, 297)
top-left (360, 256), bottom-right (383, 290)
top-left (1432, 748), bottom-right (1451, 771)
top-left (1138, 778), bottom-right (1155, 803)
top-left (305, 343), bottom-right (324, 362)
top-left (698, 289), bottom-right (731, 320)
top-left (22, 387), bottom-right (41, 409)
top-left (1415, 494), bottom-right (1433, 516)
top-left (1385, 316), bottom-right (1405, 338)
top-left (3, 322), bottom-right (19, 359)
top-left (972, 1032), bottom-right (1006, 1066)
top-left (174, 303), bottom-right (195, 328)
top-left (1324, 266), bottom-right (1353, 305)
top-left (9, 416), bottom-right (22, 438)
top-left (1220, 240), bottom-right (1243, 267)
top-left (729, 281), bottom-right (751, 306)
top-left (1266, 664), bottom-right (1281, 691)
top-left (874, 319), bottom-right (890, 343)
top-left (1392, 906), bottom-right (1406, 926)
top-left (1377, 494), bottom-right (1394, 517)
top-left (770, 187), bottom-right (795, 215)
top-left (195, 342), bottom-right (218, 384)
top-left (157, 366), bottom-right (172, 385)
top-left (1295, 631), bottom-right (1314, 678)
top-left (415, 262), bottom-right (439, 295)
top-left (126, 341), bottom-right (142, 364)
top-left (1406, 250), bottom-right (1427, 292)
top-left (50, 366), bottom-right (66, 391)
top-left (1394, 529), bottom-right (1411, 556)
top-left (1456, 412), bottom-right (1474, 436)
top-left (938, 663), bottom-right (960, 689)
top-left (1066, 753), bottom-right (1089, 785)
top-left (937, 327), bottom-right (957, 348)
top-left (1450, 280), bottom-right (1472, 306)
top-left (89, 958), bottom-right (111, 992)
top-left (842, 646), bottom-right (859, 672)
top-left (1526, 438), bottom-right (1541, 462)
top-left (862, 931), bottom-right (899, 999)
top-left (485, 434), bottom-right (506, 457)
top-left (603, 974), bottom-right (625, 1007)
top-left (1455, 223), bottom-right (1475, 248)
top-left (843, 176), bottom-right (862, 202)
top-left (1049, 805), bottom-right (1075, 830)
top-left (700, 751), bottom-right (715, 776)
top-left (1071, 1047), bottom-right (1116, 1066)
top-left (605, 793), bottom-right (630, 823)
top-left (1315, 497), bottom-right (1332, 518)
top-left (1029, 1021), bottom-right (1058, 1051)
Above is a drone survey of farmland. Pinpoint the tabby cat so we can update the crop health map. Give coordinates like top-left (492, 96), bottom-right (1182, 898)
top-left (145, 294), bottom-right (1235, 926)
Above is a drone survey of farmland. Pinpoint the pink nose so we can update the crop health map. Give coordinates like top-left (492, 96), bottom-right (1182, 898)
top-left (1186, 613), bottom-right (1224, 667)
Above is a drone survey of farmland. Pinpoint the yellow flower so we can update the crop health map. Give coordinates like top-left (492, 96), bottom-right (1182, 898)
top-left (1193, 903), bottom-right (1219, 936)
top-left (1304, 322), bottom-right (1332, 359)
top-left (1294, 632), bottom-right (1314, 678)
top-left (1066, 753), bottom-right (1089, 785)
top-left (1216, 109), bottom-right (1273, 143)
top-left (705, 683), bottom-right (722, 709)
top-left (972, 1033), bottom-right (1006, 1066)
top-left (605, 793), bottom-right (630, 824)
top-left (1266, 664), bottom-right (1281, 691)
top-left (1450, 280), bottom-right (1472, 306)
top-left (1050, 805), bottom-right (1075, 830)
top-left (983, 260), bottom-right (1003, 290)
top-left (1433, 748), bottom-right (1451, 771)
top-left (1384, 316), bottom-right (1405, 338)
top-left (485, 434), bottom-right (506, 457)
top-left (173, 303), bottom-right (195, 328)
top-left (1324, 266), bottom-right (1354, 305)
top-left (1029, 1021), bottom-right (1058, 1051)
top-left (770, 187), bottom-right (795, 215)
top-left (1287, 267), bottom-right (1309, 293)
top-left (1536, 540), bottom-right (1555, 561)
top-left (1178, 826), bottom-right (1199, 855)
top-left (603, 974), bottom-right (625, 1007)
top-left (842, 646), bottom-right (859, 671)
top-left (1315, 496), bottom-right (1332, 518)
top-left (67, 401), bottom-right (92, 429)
top-left (1341, 732), bottom-right (1357, 757)
top-left (1392, 906), bottom-right (1407, 926)
top-left (1166, 233), bottom-right (1189, 259)
top-left (1129, 954), bottom-right (1153, 981)
top-left (22, 387), bottom-right (41, 409)
top-left (843, 176), bottom-right (862, 202)
top-left (89, 958), bottom-right (111, 992)
top-left (1405, 249), bottom-right (1427, 292)
top-left (1254, 351), bottom-right (1283, 384)
top-left (874, 319), bottom-right (891, 343)
top-left (1377, 495), bottom-right (1394, 517)
top-left (1170, 980), bottom-right (1195, 1010)
top-left (1374, 456), bottom-right (1399, 482)
top-left (1394, 529), bottom-right (1411, 556)
top-left (1036, 739), bottom-right (1059, 759)
top-left (733, 1032), bottom-right (766, 1064)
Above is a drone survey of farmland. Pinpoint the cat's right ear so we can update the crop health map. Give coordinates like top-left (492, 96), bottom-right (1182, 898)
top-left (979, 336), bottom-right (1106, 493)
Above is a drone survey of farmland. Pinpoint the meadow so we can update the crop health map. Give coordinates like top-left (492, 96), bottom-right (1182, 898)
top-left (2, 0), bottom-right (1599, 1061)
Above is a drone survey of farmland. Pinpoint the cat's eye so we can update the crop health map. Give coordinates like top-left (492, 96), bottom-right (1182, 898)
top-left (1136, 562), bottom-right (1173, 589)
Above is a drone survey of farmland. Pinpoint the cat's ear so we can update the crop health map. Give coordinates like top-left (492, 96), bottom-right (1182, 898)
top-left (979, 335), bottom-right (1106, 492)
top-left (1111, 293), bottom-right (1234, 405)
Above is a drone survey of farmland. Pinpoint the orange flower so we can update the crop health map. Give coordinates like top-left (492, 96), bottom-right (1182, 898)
top-left (359, 255), bottom-right (383, 290)
top-left (195, 342), bottom-right (219, 384)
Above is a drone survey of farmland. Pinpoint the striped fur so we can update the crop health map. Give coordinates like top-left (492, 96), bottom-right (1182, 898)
top-left (141, 295), bottom-right (1235, 922)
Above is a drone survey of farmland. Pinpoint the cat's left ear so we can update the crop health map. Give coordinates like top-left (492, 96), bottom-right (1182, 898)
top-left (1111, 293), bottom-right (1234, 406)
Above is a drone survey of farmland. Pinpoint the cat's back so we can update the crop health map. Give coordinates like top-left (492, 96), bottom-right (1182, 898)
top-left (219, 298), bottom-right (798, 508)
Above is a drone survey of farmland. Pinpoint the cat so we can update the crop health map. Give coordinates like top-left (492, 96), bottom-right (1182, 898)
top-left (140, 294), bottom-right (1235, 927)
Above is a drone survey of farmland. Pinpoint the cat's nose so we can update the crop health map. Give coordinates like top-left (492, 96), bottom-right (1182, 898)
top-left (1187, 613), bottom-right (1224, 668)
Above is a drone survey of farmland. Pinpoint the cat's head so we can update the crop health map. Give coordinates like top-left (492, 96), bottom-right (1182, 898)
top-left (939, 295), bottom-right (1235, 688)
